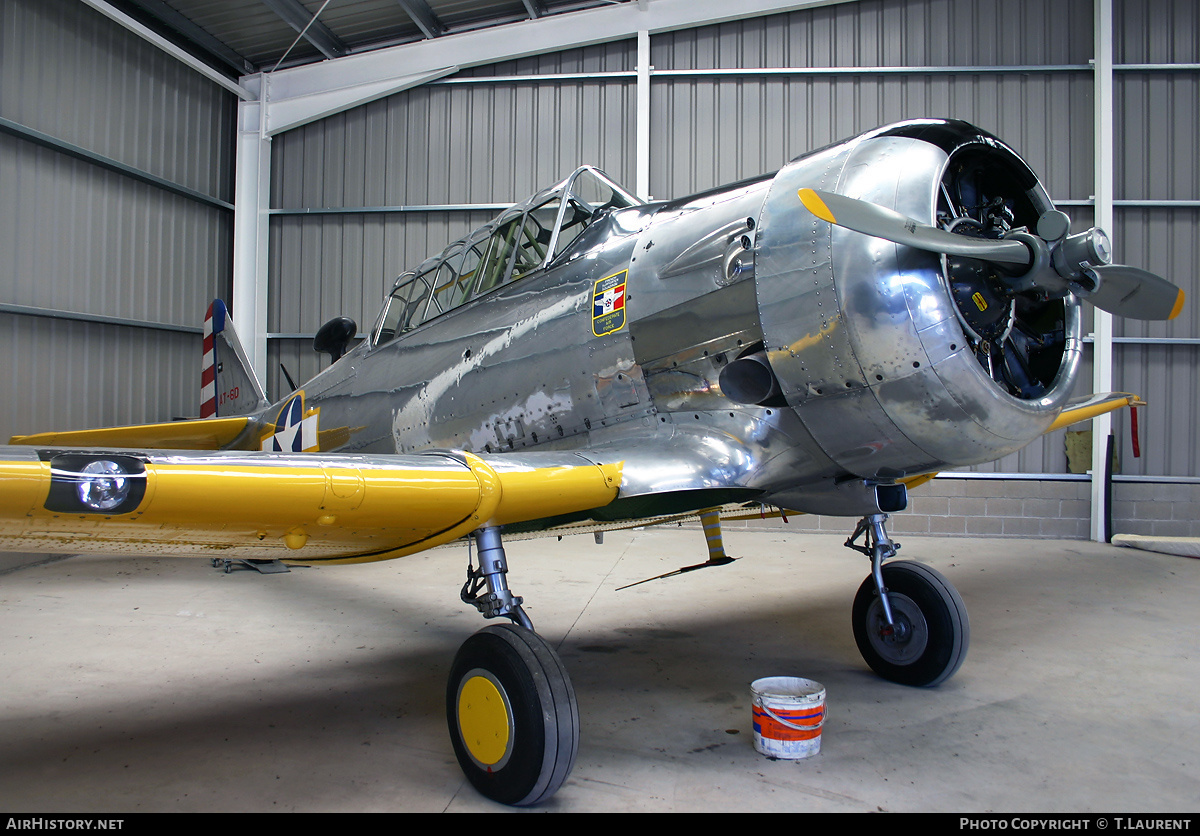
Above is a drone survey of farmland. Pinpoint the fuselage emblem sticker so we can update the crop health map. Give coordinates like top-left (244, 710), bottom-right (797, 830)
top-left (260, 391), bottom-right (320, 452)
top-left (592, 270), bottom-right (628, 337)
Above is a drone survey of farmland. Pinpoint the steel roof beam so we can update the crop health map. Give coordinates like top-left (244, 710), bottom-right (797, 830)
top-left (394, 0), bottom-right (446, 39)
top-left (78, 0), bottom-right (255, 99)
top-left (258, 0), bottom-right (849, 104)
top-left (124, 0), bottom-right (255, 74)
top-left (520, 0), bottom-right (546, 19)
top-left (260, 0), bottom-right (349, 59)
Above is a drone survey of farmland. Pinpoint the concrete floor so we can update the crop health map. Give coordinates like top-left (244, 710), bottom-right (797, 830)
top-left (1, 528), bottom-right (1197, 813)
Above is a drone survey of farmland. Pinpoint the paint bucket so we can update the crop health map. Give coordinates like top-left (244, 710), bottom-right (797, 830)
top-left (751, 676), bottom-right (826, 759)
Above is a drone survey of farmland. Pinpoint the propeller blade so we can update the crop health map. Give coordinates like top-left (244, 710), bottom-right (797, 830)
top-left (797, 188), bottom-right (1186, 323)
top-left (798, 188), bottom-right (1033, 266)
top-left (1085, 265), bottom-right (1186, 321)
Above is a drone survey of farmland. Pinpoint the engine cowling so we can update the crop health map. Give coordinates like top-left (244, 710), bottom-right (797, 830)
top-left (754, 119), bottom-right (1081, 480)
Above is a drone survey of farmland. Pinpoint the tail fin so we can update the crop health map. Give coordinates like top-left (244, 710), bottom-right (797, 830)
top-left (201, 300), bottom-right (267, 418)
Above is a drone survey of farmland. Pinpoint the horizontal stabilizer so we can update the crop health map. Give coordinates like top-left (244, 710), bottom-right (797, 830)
top-left (10, 417), bottom-right (251, 450)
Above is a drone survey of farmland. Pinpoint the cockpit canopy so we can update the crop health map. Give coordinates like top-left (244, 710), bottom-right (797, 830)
top-left (374, 166), bottom-right (640, 345)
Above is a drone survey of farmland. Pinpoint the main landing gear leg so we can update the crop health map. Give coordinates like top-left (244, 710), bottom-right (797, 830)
top-left (448, 526), bottom-right (579, 806)
top-left (845, 514), bottom-right (970, 687)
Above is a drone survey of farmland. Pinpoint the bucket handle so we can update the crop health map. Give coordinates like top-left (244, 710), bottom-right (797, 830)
top-left (761, 704), bottom-right (825, 732)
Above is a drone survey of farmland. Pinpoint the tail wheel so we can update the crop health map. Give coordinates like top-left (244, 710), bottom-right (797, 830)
top-left (447, 623), bottom-right (578, 806)
top-left (852, 560), bottom-right (969, 687)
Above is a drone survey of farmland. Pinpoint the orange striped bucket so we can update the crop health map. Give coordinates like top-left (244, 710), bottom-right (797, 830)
top-left (751, 677), bottom-right (826, 759)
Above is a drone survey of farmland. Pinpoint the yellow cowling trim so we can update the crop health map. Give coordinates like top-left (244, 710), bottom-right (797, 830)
top-left (899, 473), bottom-right (938, 490)
top-left (1047, 394), bottom-right (1142, 433)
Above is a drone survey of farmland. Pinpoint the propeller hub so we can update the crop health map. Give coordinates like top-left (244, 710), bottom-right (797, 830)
top-left (1053, 228), bottom-right (1111, 278)
top-left (1035, 210), bottom-right (1071, 241)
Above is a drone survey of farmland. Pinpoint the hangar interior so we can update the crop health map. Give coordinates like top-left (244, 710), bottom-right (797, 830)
top-left (1, 0), bottom-right (1198, 813)
top-left (2, 0), bottom-right (1198, 539)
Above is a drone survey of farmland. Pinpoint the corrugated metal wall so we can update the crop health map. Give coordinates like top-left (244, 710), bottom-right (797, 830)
top-left (0, 0), bottom-right (234, 440)
top-left (648, 0), bottom-right (1095, 200)
top-left (1106, 0), bottom-right (1199, 478)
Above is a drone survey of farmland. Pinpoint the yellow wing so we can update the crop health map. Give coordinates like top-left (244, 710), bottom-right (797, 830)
top-left (0, 446), bottom-right (620, 564)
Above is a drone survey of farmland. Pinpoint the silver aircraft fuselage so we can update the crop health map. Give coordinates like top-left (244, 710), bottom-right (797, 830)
top-left (284, 119), bottom-right (1080, 521)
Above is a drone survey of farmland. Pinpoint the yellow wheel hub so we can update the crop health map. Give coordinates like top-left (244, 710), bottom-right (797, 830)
top-left (457, 671), bottom-right (512, 768)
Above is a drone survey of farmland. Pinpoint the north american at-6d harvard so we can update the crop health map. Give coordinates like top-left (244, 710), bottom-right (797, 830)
top-left (0, 119), bottom-right (1183, 805)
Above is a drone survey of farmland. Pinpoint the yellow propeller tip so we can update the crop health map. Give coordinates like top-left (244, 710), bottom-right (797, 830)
top-left (798, 188), bottom-right (837, 224)
top-left (1169, 288), bottom-right (1186, 321)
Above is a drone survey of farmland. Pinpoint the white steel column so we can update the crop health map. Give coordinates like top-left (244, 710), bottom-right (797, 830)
top-left (635, 30), bottom-right (652, 200)
top-left (1090, 0), bottom-right (1115, 541)
top-left (232, 76), bottom-right (272, 390)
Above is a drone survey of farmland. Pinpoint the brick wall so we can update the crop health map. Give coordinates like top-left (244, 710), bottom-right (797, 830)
top-left (1111, 481), bottom-right (1200, 538)
top-left (714, 478), bottom-right (1200, 540)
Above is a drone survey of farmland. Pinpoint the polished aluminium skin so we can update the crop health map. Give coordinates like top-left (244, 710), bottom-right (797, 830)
top-left (289, 119), bottom-right (1079, 523)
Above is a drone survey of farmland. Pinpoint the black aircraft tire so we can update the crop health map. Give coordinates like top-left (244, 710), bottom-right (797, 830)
top-left (852, 560), bottom-right (969, 687)
top-left (446, 623), bottom-right (579, 806)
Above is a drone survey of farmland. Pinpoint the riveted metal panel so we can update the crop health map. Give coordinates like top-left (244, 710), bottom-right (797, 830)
top-left (961, 352), bottom-right (1092, 477)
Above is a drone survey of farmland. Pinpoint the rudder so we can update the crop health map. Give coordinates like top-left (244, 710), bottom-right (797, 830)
top-left (202, 300), bottom-right (267, 418)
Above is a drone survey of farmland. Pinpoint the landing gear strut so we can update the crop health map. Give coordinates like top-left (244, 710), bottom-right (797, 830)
top-left (846, 514), bottom-right (970, 687)
top-left (447, 526), bottom-right (579, 805)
